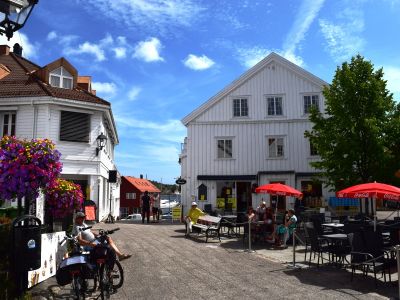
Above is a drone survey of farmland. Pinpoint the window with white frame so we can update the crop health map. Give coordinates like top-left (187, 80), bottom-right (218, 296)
top-left (303, 95), bottom-right (319, 114)
top-left (1, 112), bottom-right (16, 136)
top-left (233, 98), bottom-right (248, 117)
top-left (267, 96), bottom-right (283, 116)
top-left (49, 67), bottom-right (73, 89)
top-left (126, 192), bottom-right (136, 199)
top-left (217, 139), bottom-right (233, 158)
top-left (268, 137), bottom-right (284, 158)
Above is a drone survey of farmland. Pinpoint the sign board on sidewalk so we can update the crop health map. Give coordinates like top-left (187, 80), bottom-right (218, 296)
top-left (172, 206), bottom-right (182, 221)
top-left (27, 231), bottom-right (66, 288)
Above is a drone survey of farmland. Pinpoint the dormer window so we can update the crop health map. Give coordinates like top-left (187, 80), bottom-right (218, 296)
top-left (49, 67), bottom-right (73, 89)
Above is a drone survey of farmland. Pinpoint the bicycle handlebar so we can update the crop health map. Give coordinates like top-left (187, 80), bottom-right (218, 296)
top-left (58, 226), bottom-right (92, 245)
top-left (98, 227), bottom-right (120, 236)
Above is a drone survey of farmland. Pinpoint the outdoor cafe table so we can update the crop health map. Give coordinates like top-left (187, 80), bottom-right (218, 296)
top-left (322, 223), bottom-right (344, 233)
top-left (321, 233), bottom-right (350, 266)
top-left (221, 215), bottom-right (237, 237)
top-left (321, 233), bottom-right (348, 240)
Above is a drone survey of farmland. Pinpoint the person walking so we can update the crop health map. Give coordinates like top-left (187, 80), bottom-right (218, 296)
top-left (152, 193), bottom-right (160, 222)
top-left (141, 191), bottom-right (151, 224)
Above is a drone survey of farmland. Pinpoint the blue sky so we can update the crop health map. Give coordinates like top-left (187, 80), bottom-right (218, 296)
top-left (1, 0), bottom-right (400, 184)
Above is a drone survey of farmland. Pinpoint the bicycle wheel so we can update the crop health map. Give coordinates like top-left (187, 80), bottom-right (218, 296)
top-left (72, 275), bottom-right (86, 300)
top-left (99, 264), bottom-right (111, 300)
top-left (111, 260), bottom-right (124, 289)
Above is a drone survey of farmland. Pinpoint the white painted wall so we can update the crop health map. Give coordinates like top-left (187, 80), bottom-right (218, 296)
top-left (180, 55), bottom-right (333, 214)
top-left (0, 96), bottom-right (120, 220)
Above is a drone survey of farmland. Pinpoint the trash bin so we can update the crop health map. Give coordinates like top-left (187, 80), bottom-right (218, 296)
top-left (12, 215), bottom-right (42, 271)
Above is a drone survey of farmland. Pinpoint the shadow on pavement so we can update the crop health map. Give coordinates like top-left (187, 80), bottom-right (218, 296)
top-left (283, 265), bottom-right (397, 299)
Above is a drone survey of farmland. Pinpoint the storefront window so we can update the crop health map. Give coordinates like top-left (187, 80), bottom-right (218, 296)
top-left (216, 181), bottom-right (236, 210)
top-left (301, 181), bottom-right (322, 207)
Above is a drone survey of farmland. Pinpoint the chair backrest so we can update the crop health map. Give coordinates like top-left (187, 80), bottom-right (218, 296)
top-left (304, 226), bottom-right (321, 251)
top-left (362, 230), bottom-right (384, 258)
top-left (348, 232), bottom-right (366, 263)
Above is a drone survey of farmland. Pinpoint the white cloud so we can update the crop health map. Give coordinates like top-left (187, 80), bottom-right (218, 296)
top-left (92, 81), bottom-right (117, 97)
top-left (319, 6), bottom-right (365, 62)
top-left (236, 47), bottom-right (271, 68)
top-left (47, 31), bottom-right (57, 41)
top-left (115, 116), bottom-right (185, 142)
top-left (127, 86), bottom-right (142, 101)
top-left (113, 47), bottom-right (127, 59)
top-left (183, 54), bottom-right (215, 70)
top-left (283, 0), bottom-right (325, 55)
top-left (80, 0), bottom-right (205, 35)
top-left (143, 145), bottom-right (180, 163)
top-left (133, 37), bottom-right (164, 62)
top-left (236, 47), bottom-right (304, 68)
top-left (0, 32), bottom-right (39, 59)
top-left (383, 66), bottom-right (400, 94)
top-left (65, 41), bottom-right (106, 61)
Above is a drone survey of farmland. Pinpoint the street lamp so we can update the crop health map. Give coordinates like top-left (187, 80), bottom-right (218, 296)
top-left (0, 0), bottom-right (38, 40)
top-left (96, 133), bottom-right (107, 156)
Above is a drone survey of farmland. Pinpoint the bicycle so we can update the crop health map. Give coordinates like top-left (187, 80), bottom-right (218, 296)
top-left (57, 226), bottom-right (94, 300)
top-left (91, 228), bottom-right (124, 300)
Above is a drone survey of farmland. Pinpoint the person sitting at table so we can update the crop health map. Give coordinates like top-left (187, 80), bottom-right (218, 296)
top-left (185, 202), bottom-right (206, 236)
top-left (275, 209), bottom-right (297, 248)
top-left (255, 201), bottom-right (267, 222)
top-left (264, 207), bottom-right (276, 243)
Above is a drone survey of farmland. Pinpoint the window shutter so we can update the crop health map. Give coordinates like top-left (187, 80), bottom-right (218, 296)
top-left (60, 111), bottom-right (90, 142)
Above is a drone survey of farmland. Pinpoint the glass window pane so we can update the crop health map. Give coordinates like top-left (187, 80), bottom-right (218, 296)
top-left (52, 67), bottom-right (62, 75)
top-left (217, 140), bottom-right (225, 158)
top-left (11, 113), bottom-right (16, 136)
top-left (225, 140), bottom-right (232, 158)
top-left (276, 97), bottom-right (282, 115)
top-left (50, 75), bottom-right (60, 87)
top-left (61, 67), bottom-right (72, 77)
top-left (267, 98), bottom-right (274, 115)
top-left (233, 99), bottom-right (240, 117)
top-left (269, 138), bottom-right (276, 157)
top-left (63, 78), bottom-right (72, 89)
top-left (241, 99), bottom-right (248, 116)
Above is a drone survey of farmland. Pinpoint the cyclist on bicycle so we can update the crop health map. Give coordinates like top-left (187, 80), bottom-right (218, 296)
top-left (72, 212), bottom-right (131, 261)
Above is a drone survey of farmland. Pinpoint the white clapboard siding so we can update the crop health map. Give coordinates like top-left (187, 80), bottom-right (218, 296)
top-left (180, 53), bottom-right (329, 212)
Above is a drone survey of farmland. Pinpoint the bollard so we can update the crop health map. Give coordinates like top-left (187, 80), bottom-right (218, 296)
top-left (292, 229), bottom-right (296, 267)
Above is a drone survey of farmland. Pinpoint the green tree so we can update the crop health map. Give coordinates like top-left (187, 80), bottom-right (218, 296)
top-left (305, 54), bottom-right (400, 190)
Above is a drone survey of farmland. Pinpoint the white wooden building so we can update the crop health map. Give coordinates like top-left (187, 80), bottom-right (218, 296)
top-left (0, 44), bottom-right (120, 221)
top-left (180, 52), bottom-right (335, 215)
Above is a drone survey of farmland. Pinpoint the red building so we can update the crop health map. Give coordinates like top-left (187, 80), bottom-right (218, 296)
top-left (120, 176), bottom-right (160, 217)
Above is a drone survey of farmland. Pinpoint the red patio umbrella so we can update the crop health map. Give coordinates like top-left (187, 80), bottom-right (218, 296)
top-left (336, 182), bottom-right (400, 201)
top-left (255, 183), bottom-right (303, 220)
top-left (255, 183), bottom-right (303, 197)
top-left (337, 182), bottom-right (400, 231)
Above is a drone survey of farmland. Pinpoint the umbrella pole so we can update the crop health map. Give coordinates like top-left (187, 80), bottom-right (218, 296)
top-left (373, 197), bottom-right (377, 232)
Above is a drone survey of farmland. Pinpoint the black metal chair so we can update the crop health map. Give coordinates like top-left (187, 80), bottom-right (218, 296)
top-left (305, 226), bottom-right (332, 267)
top-left (348, 231), bottom-right (391, 286)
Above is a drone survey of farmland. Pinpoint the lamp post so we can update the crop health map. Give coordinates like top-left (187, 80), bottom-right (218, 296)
top-left (96, 133), bottom-right (107, 156)
top-left (0, 0), bottom-right (38, 40)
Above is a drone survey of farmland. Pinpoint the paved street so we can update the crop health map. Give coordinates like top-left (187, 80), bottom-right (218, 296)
top-left (32, 221), bottom-right (398, 300)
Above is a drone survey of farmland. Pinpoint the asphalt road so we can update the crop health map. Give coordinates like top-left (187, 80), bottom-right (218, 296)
top-left (32, 220), bottom-right (398, 300)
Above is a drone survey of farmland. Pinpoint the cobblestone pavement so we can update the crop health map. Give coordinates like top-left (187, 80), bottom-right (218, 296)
top-left (31, 220), bottom-right (398, 300)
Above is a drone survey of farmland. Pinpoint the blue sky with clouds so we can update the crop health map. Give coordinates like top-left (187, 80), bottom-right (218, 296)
top-left (1, 0), bottom-right (399, 184)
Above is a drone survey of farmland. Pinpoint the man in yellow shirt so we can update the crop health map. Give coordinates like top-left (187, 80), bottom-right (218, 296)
top-left (185, 202), bottom-right (206, 235)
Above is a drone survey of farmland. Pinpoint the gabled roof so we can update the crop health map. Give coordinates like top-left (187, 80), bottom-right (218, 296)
top-left (123, 176), bottom-right (161, 193)
top-left (0, 50), bottom-right (110, 106)
top-left (181, 52), bottom-right (329, 126)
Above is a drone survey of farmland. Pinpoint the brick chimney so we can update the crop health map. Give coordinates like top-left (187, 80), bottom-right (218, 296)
top-left (0, 45), bottom-right (10, 56)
